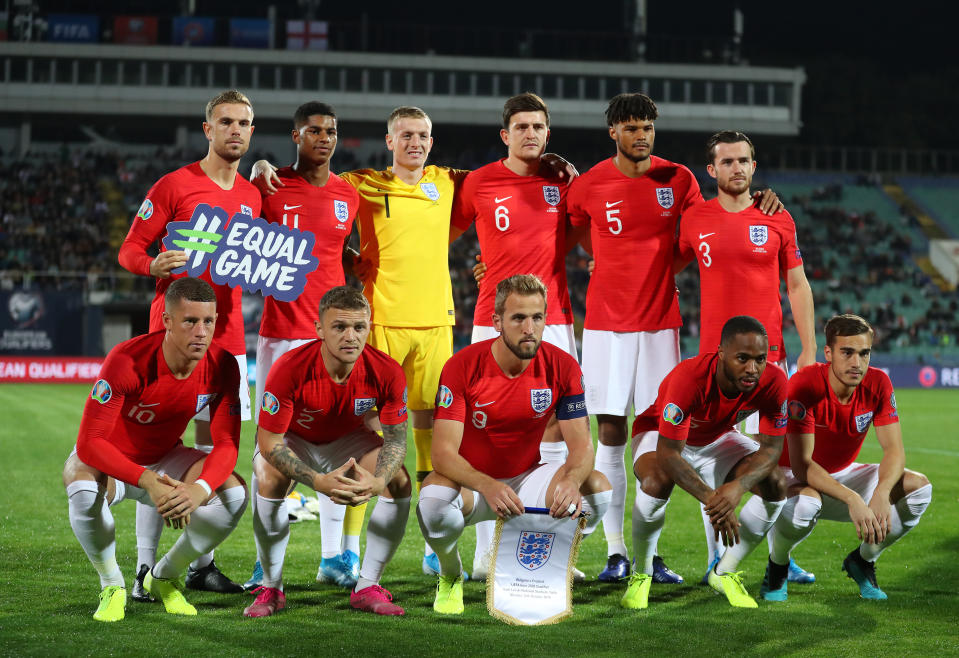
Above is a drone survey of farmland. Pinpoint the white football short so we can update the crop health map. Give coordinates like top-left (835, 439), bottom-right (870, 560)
top-left (254, 429), bottom-right (383, 475)
top-left (743, 358), bottom-right (787, 434)
top-left (471, 323), bottom-right (577, 359)
top-left (464, 461), bottom-right (564, 525)
top-left (194, 352), bottom-right (251, 422)
top-left (782, 462), bottom-right (880, 523)
top-left (676, 430), bottom-right (759, 489)
top-left (254, 335), bottom-right (315, 423)
top-left (581, 328), bottom-right (680, 416)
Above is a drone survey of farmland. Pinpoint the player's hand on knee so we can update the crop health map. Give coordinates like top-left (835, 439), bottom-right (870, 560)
top-left (548, 478), bottom-right (582, 519)
top-left (346, 461), bottom-right (386, 502)
top-left (250, 160), bottom-right (282, 194)
top-left (154, 473), bottom-right (204, 523)
top-left (705, 482), bottom-right (744, 521)
top-left (479, 481), bottom-right (524, 520)
top-left (713, 515), bottom-right (741, 546)
top-left (866, 497), bottom-right (892, 543)
top-left (320, 458), bottom-right (364, 504)
top-left (149, 250), bottom-right (188, 279)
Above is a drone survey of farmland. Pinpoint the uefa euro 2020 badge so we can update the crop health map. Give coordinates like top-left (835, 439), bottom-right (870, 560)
top-left (162, 204), bottom-right (320, 302)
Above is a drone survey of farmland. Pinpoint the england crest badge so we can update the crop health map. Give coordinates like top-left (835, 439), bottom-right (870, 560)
top-left (333, 200), bottom-right (349, 222)
top-left (354, 397), bottom-right (376, 415)
top-left (516, 531), bottom-right (555, 571)
top-left (656, 187), bottom-right (674, 209)
top-left (420, 182), bottom-right (440, 201)
top-left (531, 388), bottom-right (552, 413)
top-left (855, 412), bottom-right (874, 433)
top-left (196, 393), bottom-right (215, 413)
top-left (749, 225), bottom-right (768, 246)
top-left (543, 186), bottom-right (561, 206)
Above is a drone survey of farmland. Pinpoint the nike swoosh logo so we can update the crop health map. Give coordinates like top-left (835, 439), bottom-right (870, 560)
top-left (475, 401), bottom-right (496, 407)
top-left (606, 200), bottom-right (623, 208)
top-left (139, 402), bottom-right (160, 407)
top-left (283, 204), bottom-right (302, 210)
top-left (698, 232), bottom-right (715, 239)
top-left (302, 409), bottom-right (324, 413)
top-left (494, 196), bottom-right (512, 204)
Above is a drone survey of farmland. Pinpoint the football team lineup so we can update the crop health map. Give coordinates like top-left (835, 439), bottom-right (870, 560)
top-left (64, 90), bottom-right (932, 627)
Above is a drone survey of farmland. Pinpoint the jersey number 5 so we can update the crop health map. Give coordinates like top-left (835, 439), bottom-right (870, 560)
top-left (606, 208), bottom-right (622, 235)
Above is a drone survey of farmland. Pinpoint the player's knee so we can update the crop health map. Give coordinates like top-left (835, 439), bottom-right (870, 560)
top-left (634, 456), bottom-right (673, 498)
top-left (253, 454), bottom-right (289, 497)
top-left (903, 469), bottom-right (930, 494)
top-left (416, 485), bottom-right (463, 540)
top-left (580, 469), bottom-right (612, 495)
top-left (388, 467), bottom-right (412, 499)
top-left (62, 453), bottom-right (99, 489)
top-left (219, 471), bottom-right (246, 492)
top-left (758, 468), bottom-right (787, 500)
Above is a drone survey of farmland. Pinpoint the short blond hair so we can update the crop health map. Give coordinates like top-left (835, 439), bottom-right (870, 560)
top-left (206, 90), bottom-right (253, 122)
top-left (494, 274), bottom-right (548, 316)
top-left (387, 106), bottom-right (431, 135)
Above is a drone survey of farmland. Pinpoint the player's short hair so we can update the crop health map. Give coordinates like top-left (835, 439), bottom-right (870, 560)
top-left (165, 277), bottom-right (216, 307)
top-left (294, 101), bottom-right (336, 129)
top-left (205, 90), bottom-right (253, 123)
top-left (824, 314), bottom-right (874, 347)
top-left (502, 92), bottom-right (550, 129)
top-left (706, 130), bottom-right (755, 164)
top-left (719, 315), bottom-right (767, 347)
top-left (493, 274), bottom-right (548, 316)
top-left (387, 106), bottom-right (432, 135)
top-left (318, 286), bottom-right (370, 317)
top-left (605, 93), bottom-right (659, 126)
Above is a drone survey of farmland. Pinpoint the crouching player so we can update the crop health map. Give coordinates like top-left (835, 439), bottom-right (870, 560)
top-left (624, 316), bottom-right (788, 609)
top-left (245, 286), bottom-right (411, 617)
top-left (763, 314), bottom-right (932, 601)
top-left (417, 274), bottom-right (612, 615)
top-left (63, 277), bottom-right (248, 622)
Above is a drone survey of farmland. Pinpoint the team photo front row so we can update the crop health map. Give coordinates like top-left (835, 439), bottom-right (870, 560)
top-left (65, 276), bottom-right (931, 622)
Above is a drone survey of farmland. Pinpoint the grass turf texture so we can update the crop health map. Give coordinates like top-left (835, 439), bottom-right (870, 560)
top-left (0, 384), bottom-right (956, 657)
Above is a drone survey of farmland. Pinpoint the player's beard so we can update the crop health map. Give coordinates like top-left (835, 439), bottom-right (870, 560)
top-left (501, 332), bottom-right (541, 360)
top-left (617, 142), bottom-right (651, 163)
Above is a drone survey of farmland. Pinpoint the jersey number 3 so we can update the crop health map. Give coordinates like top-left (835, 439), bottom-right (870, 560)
top-left (698, 240), bottom-right (712, 267)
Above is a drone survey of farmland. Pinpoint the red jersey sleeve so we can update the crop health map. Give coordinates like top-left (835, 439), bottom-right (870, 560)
top-left (756, 368), bottom-right (789, 436)
top-left (75, 353), bottom-right (149, 486)
top-left (872, 371), bottom-right (900, 427)
top-left (376, 360), bottom-right (409, 427)
top-left (118, 176), bottom-right (176, 276)
top-left (786, 365), bottom-right (821, 434)
top-left (196, 354), bottom-right (242, 489)
top-left (678, 171), bottom-right (703, 213)
top-left (656, 369), bottom-right (703, 442)
top-left (778, 212), bottom-right (803, 273)
top-left (450, 172), bottom-right (477, 232)
top-left (433, 358), bottom-right (468, 424)
top-left (566, 178), bottom-right (588, 228)
top-left (257, 351), bottom-right (301, 436)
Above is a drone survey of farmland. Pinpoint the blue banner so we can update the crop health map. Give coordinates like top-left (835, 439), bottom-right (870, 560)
top-left (880, 364), bottom-right (959, 389)
top-left (172, 16), bottom-right (215, 46)
top-left (161, 204), bottom-right (319, 301)
top-left (48, 14), bottom-right (99, 43)
top-left (229, 18), bottom-right (270, 48)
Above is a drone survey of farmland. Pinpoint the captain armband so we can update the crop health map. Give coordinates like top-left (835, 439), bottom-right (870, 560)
top-left (555, 393), bottom-right (588, 420)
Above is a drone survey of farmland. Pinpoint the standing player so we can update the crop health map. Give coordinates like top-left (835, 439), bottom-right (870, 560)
top-left (621, 316), bottom-right (788, 610)
top-left (249, 101), bottom-right (362, 589)
top-left (763, 314), bottom-right (931, 601)
top-left (63, 278), bottom-right (249, 622)
top-left (417, 275), bottom-right (612, 615)
top-left (245, 286), bottom-right (410, 617)
top-left (118, 90), bottom-right (260, 596)
top-left (566, 93), bottom-right (700, 584)
top-left (450, 92), bottom-right (581, 579)
top-left (677, 130), bottom-right (817, 579)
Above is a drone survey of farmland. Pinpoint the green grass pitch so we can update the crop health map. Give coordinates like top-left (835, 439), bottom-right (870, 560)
top-left (0, 384), bottom-right (956, 656)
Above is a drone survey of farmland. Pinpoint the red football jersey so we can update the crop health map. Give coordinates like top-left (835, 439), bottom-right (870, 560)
top-left (433, 339), bottom-right (587, 479)
top-left (451, 160), bottom-right (572, 326)
top-left (75, 331), bottom-right (241, 488)
top-left (258, 340), bottom-right (407, 444)
top-left (119, 162), bottom-right (262, 354)
top-left (567, 156), bottom-right (702, 331)
top-left (782, 363), bottom-right (899, 473)
top-left (258, 168), bottom-right (359, 339)
top-left (632, 352), bottom-right (788, 447)
top-left (678, 199), bottom-right (803, 358)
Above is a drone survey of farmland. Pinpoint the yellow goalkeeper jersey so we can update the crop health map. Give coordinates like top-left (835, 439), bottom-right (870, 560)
top-left (341, 165), bottom-right (468, 328)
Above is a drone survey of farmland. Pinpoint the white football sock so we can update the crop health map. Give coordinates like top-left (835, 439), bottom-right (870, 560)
top-left (252, 494), bottom-right (289, 589)
top-left (67, 480), bottom-right (124, 588)
top-left (357, 496), bottom-right (409, 586)
top-left (135, 501), bottom-right (163, 569)
top-left (632, 488), bottom-right (670, 574)
top-left (317, 493), bottom-right (346, 559)
top-left (154, 485), bottom-right (247, 580)
top-left (581, 490), bottom-right (612, 536)
top-left (539, 441), bottom-right (568, 464)
top-left (768, 494), bottom-right (821, 565)
top-left (594, 443), bottom-right (628, 557)
top-left (473, 521), bottom-right (494, 573)
top-left (701, 501), bottom-right (724, 568)
top-left (716, 496), bottom-right (784, 574)
top-left (859, 483), bottom-right (932, 562)
top-left (416, 485), bottom-right (465, 578)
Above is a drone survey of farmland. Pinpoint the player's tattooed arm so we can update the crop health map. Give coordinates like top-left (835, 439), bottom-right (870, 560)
top-left (375, 420), bottom-right (408, 485)
top-left (657, 435), bottom-right (713, 503)
top-left (734, 432), bottom-right (784, 493)
top-left (266, 442), bottom-right (322, 491)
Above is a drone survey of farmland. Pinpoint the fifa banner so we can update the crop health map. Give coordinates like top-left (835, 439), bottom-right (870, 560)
top-left (47, 14), bottom-right (99, 43)
top-left (487, 508), bottom-right (586, 625)
top-left (160, 204), bottom-right (319, 301)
